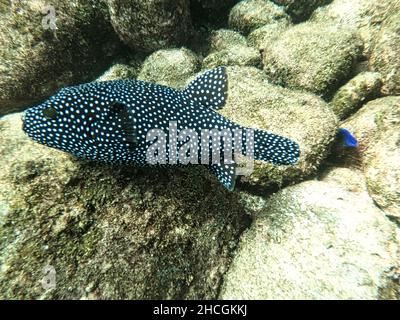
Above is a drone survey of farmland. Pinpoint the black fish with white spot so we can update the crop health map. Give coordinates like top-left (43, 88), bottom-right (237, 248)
top-left (22, 67), bottom-right (300, 190)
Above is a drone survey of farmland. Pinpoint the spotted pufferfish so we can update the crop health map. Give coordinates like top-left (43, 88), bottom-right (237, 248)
top-left (22, 67), bottom-right (300, 190)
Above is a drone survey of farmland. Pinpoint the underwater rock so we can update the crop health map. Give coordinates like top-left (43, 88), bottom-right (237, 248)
top-left (220, 180), bottom-right (399, 299)
top-left (311, 0), bottom-right (371, 28)
top-left (343, 97), bottom-right (400, 220)
top-left (321, 166), bottom-right (368, 194)
top-left (202, 45), bottom-right (261, 69)
top-left (97, 64), bottom-right (139, 82)
top-left (366, 7), bottom-right (400, 96)
top-left (204, 29), bottom-right (262, 69)
top-left (208, 29), bottom-right (248, 52)
top-left (271, 0), bottom-right (332, 23)
top-left (212, 66), bottom-right (338, 188)
top-left (228, 0), bottom-right (290, 35)
top-left (0, 114), bottom-right (250, 299)
top-left (369, 12), bottom-right (400, 95)
top-left (263, 22), bottom-right (363, 96)
top-left (138, 48), bottom-right (200, 89)
top-left (311, 0), bottom-right (400, 58)
top-left (96, 53), bottom-right (147, 82)
top-left (329, 72), bottom-right (382, 120)
top-left (247, 20), bottom-right (290, 51)
top-left (107, 0), bottom-right (191, 52)
top-left (0, 0), bottom-right (120, 116)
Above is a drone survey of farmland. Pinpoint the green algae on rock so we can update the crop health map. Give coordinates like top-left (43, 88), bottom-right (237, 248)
top-left (369, 12), bottom-right (400, 96)
top-left (208, 29), bottom-right (248, 52)
top-left (312, 0), bottom-right (400, 95)
top-left (311, 0), bottom-right (400, 60)
top-left (203, 45), bottom-right (261, 69)
top-left (107, 0), bottom-right (192, 52)
top-left (204, 29), bottom-right (262, 69)
top-left (220, 179), bottom-right (399, 299)
top-left (0, 114), bottom-right (250, 300)
top-left (262, 22), bottom-right (363, 97)
top-left (138, 48), bottom-right (200, 89)
top-left (342, 97), bottom-right (400, 220)
top-left (228, 0), bottom-right (290, 35)
top-left (247, 20), bottom-right (291, 51)
top-left (0, 0), bottom-right (120, 116)
top-left (329, 72), bottom-right (382, 120)
top-left (271, 0), bottom-right (332, 23)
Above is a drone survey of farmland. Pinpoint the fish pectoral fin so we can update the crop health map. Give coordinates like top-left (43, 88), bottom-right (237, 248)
top-left (208, 163), bottom-right (237, 191)
top-left (183, 66), bottom-right (228, 110)
top-left (110, 101), bottom-right (138, 146)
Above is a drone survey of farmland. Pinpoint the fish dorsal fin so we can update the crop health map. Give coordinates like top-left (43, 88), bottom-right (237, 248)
top-left (183, 66), bottom-right (228, 110)
top-left (208, 163), bottom-right (237, 191)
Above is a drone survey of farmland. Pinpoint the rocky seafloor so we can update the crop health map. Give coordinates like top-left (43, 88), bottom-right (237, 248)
top-left (0, 0), bottom-right (399, 299)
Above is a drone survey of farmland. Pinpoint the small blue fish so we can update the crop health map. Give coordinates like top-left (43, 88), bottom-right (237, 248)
top-left (22, 67), bottom-right (300, 190)
top-left (338, 128), bottom-right (358, 148)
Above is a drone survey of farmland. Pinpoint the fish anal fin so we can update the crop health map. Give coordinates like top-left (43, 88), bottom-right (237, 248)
top-left (208, 163), bottom-right (237, 191)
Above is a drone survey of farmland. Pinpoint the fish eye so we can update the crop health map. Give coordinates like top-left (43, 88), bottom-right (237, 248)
top-left (42, 107), bottom-right (58, 120)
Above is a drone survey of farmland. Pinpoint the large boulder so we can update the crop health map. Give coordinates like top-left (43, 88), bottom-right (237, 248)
top-left (247, 20), bottom-right (290, 51)
top-left (138, 48), bottom-right (200, 89)
top-left (311, 0), bottom-right (400, 94)
top-left (208, 29), bottom-right (248, 52)
top-left (97, 53), bottom-right (147, 82)
top-left (0, 0), bottom-right (120, 116)
top-left (220, 178), bottom-right (399, 299)
top-left (107, 0), bottom-right (192, 52)
top-left (0, 114), bottom-right (250, 299)
top-left (343, 97), bottom-right (400, 220)
top-left (369, 10), bottom-right (400, 95)
top-left (329, 72), bottom-right (382, 120)
top-left (228, 0), bottom-right (290, 35)
top-left (271, 0), bottom-right (332, 22)
top-left (262, 22), bottom-right (363, 96)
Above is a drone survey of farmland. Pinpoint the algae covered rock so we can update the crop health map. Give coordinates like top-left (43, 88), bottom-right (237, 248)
top-left (329, 72), bottom-right (382, 120)
top-left (263, 22), bottom-right (363, 96)
top-left (311, 0), bottom-right (400, 58)
top-left (271, 0), bottom-right (332, 22)
top-left (0, 114), bottom-right (250, 300)
top-left (107, 0), bottom-right (192, 52)
top-left (311, 0), bottom-right (371, 27)
top-left (228, 0), bottom-right (290, 35)
top-left (0, 0), bottom-right (120, 116)
top-left (369, 14), bottom-right (400, 95)
top-left (96, 53), bottom-right (147, 82)
top-left (138, 48), bottom-right (200, 89)
top-left (203, 45), bottom-right (261, 69)
top-left (343, 97), bottom-right (400, 220)
top-left (214, 66), bottom-right (338, 188)
top-left (366, 1), bottom-right (400, 95)
top-left (204, 29), bottom-right (261, 69)
top-left (208, 29), bottom-right (248, 52)
top-left (220, 179), bottom-right (399, 299)
top-left (312, 0), bottom-right (400, 94)
top-left (247, 21), bottom-right (290, 50)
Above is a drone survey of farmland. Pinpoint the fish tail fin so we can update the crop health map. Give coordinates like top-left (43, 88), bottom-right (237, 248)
top-left (183, 66), bottom-right (228, 110)
top-left (252, 129), bottom-right (300, 165)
